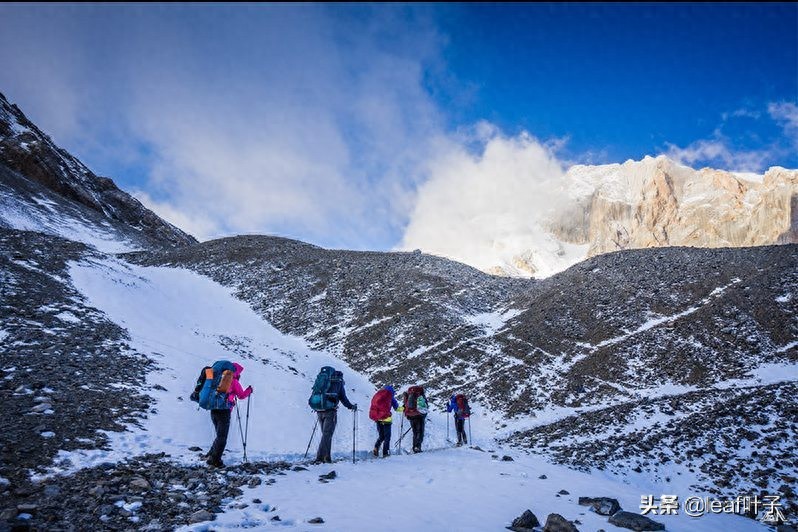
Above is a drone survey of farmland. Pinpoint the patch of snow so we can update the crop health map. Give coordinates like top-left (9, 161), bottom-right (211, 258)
top-left (464, 308), bottom-right (522, 335)
top-left (40, 431), bottom-right (55, 438)
top-left (776, 293), bottom-right (792, 303)
top-left (54, 311), bottom-right (81, 324)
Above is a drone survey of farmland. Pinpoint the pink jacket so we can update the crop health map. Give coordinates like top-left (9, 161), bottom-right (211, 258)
top-left (227, 362), bottom-right (252, 409)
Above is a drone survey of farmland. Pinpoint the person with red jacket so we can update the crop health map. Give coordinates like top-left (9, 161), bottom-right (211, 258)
top-left (207, 362), bottom-right (252, 468)
top-left (369, 385), bottom-right (399, 458)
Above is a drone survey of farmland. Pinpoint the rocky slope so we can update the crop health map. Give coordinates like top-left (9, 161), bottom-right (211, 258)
top-left (0, 92), bottom-right (196, 251)
top-left (134, 235), bottom-right (797, 518)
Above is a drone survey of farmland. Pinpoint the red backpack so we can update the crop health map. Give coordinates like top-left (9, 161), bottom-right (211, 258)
top-left (455, 394), bottom-right (471, 418)
top-left (404, 385), bottom-right (425, 417)
top-left (369, 388), bottom-right (393, 421)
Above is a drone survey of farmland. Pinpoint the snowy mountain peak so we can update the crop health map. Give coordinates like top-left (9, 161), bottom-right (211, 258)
top-left (476, 156), bottom-right (798, 277)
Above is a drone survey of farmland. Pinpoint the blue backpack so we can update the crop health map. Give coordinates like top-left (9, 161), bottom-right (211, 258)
top-left (308, 366), bottom-right (341, 411)
top-left (198, 360), bottom-right (236, 411)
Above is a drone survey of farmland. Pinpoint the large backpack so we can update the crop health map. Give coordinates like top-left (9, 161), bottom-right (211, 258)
top-left (190, 366), bottom-right (212, 403)
top-left (455, 394), bottom-right (471, 418)
top-left (308, 366), bottom-right (341, 411)
top-left (198, 360), bottom-right (236, 411)
top-left (403, 385), bottom-right (425, 417)
top-left (369, 388), bottom-right (393, 422)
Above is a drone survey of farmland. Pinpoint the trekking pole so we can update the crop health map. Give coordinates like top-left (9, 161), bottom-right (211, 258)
top-left (468, 416), bottom-right (472, 447)
top-left (395, 415), bottom-right (405, 454)
top-left (243, 395), bottom-right (251, 462)
top-left (446, 412), bottom-right (450, 443)
top-left (303, 417), bottom-right (319, 460)
top-left (352, 410), bottom-right (357, 464)
top-left (235, 402), bottom-right (247, 463)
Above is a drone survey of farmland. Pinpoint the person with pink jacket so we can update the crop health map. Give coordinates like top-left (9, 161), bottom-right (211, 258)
top-left (207, 362), bottom-right (252, 468)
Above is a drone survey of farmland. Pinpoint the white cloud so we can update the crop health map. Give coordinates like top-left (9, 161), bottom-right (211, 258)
top-left (768, 101), bottom-right (798, 148)
top-left (663, 130), bottom-right (776, 173)
top-left (400, 126), bottom-right (575, 275)
top-left (0, 5), bottom-right (448, 248)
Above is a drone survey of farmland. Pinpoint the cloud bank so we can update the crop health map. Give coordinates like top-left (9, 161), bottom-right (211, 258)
top-left (400, 125), bottom-right (583, 276)
top-left (0, 4), bottom-right (448, 246)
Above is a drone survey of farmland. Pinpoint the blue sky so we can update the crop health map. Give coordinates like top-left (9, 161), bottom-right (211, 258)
top-left (0, 3), bottom-right (796, 247)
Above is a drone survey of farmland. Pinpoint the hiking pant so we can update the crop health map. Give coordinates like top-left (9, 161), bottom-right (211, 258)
top-left (315, 409), bottom-right (337, 462)
top-left (409, 415), bottom-right (426, 451)
top-left (455, 416), bottom-right (467, 444)
top-left (209, 408), bottom-right (231, 462)
top-left (374, 421), bottom-right (392, 455)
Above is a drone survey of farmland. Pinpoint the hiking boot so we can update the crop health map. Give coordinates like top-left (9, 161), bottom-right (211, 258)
top-left (373, 447), bottom-right (379, 457)
top-left (206, 457), bottom-right (224, 468)
top-left (322, 456), bottom-right (333, 464)
top-left (382, 449), bottom-right (390, 458)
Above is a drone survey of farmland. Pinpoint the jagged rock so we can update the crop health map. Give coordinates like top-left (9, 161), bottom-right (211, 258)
top-left (308, 517), bottom-right (324, 524)
top-left (188, 447), bottom-right (202, 452)
top-left (501, 455), bottom-right (514, 462)
top-left (543, 513), bottom-right (579, 532)
top-left (608, 511), bottom-right (665, 531)
top-left (188, 510), bottom-right (214, 524)
top-left (129, 478), bottom-right (150, 491)
top-left (557, 489), bottom-right (570, 495)
top-left (538, 474), bottom-right (547, 479)
top-left (578, 496), bottom-right (621, 516)
top-left (15, 505), bottom-right (36, 515)
top-left (319, 471), bottom-right (337, 480)
top-left (507, 509), bottom-right (540, 531)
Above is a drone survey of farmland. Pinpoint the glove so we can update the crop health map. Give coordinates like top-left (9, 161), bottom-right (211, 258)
top-left (352, 404), bottom-right (358, 411)
top-left (246, 385), bottom-right (253, 394)
top-left (397, 406), bottom-right (405, 413)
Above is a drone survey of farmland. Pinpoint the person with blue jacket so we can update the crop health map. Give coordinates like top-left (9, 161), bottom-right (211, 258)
top-left (368, 385), bottom-right (399, 458)
top-left (315, 370), bottom-right (357, 464)
top-left (447, 394), bottom-right (470, 446)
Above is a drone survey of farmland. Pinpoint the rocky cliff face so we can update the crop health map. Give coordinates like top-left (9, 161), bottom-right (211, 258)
top-left (497, 156), bottom-right (798, 277)
top-left (0, 92), bottom-right (196, 251)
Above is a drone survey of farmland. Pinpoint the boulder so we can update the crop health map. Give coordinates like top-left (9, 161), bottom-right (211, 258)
top-left (608, 511), bottom-right (665, 531)
top-left (308, 517), bottom-right (325, 524)
top-left (188, 510), bottom-right (214, 524)
top-left (543, 513), bottom-right (579, 532)
top-left (507, 509), bottom-right (540, 531)
top-left (578, 496), bottom-right (621, 516)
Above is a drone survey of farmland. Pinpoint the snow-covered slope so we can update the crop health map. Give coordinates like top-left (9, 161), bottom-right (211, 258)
top-left (0, 230), bottom-right (775, 531)
top-left (134, 235), bottom-right (798, 525)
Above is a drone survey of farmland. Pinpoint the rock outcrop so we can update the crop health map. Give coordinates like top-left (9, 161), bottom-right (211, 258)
top-left (0, 92), bottom-right (196, 250)
top-left (494, 156), bottom-right (798, 277)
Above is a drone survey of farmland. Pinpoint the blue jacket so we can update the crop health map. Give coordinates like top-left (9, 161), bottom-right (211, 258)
top-left (384, 385), bottom-right (399, 410)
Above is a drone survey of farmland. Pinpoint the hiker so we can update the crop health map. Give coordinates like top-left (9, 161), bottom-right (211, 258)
top-left (447, 393), bottom-right (471, 446)
top-left (369, 385), bottom-right (399, 458)
top-left (308, 367), bottom-right (357, 463)
top-left (191, 361), bottom-right (253, 468)
top-left (402, 385), bottom-right (428, 453)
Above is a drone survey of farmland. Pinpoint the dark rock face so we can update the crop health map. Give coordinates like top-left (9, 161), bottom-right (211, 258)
top-left (578, 497), bottom-right (621, 516)
top-left (508, 509), bottom-right (540, 531)
top-left (608, 511), bottom-right (665, 531)
top-left (0, 92), bottom-right (196, 249)
top-left (542, 513), bottom-right (579, 532)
